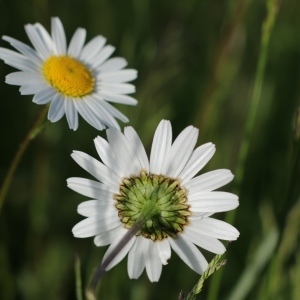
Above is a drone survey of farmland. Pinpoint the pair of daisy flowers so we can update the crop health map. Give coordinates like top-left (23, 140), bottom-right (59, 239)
top-left (0, 17), bottom-right (239, 282)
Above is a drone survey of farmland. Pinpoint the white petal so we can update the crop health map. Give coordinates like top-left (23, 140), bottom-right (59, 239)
top-left (98, 69), bottom-right (137, 83)
top-left (48, 93), bottom-right (65, 122)
top-left (189, 191), bottom-right (239, 213)
top-left (156, 239), bottom-right (171, 265)
top-left (68, 28), bottom-right (86, 57)
top-left (185, 169), bottom-right (234, 192)
top-left (32, 86), bottom-right (56, 104)
top-left (0, 48), bottom-right (37, 71)
top-left (127, 237), bottom-right (147, 279)
top-left (19, 81), bottom-right (45, 95)
top-left (34, 23), bottom-right (54, 55)
top-left (150, 120), bottom-right (172, 174)
top-left (92, 45), bottom-right (116, 68)
top-left (99, 83), bottom-right (135, 94)
top-left (51, 17), bottom-right (66, 55)
top-left (94, 136), bottom-right (125, 177)
top-left (67, 177), bottom-right (117, 199)
top-left (73, 99), bottom-right (105, 131)
top-left (184, 227), bottom-right (226, 254)
top-left (94, 225), bottom-right (123, 246)
top-left (190, 218), bottom-right (240, 241)
top-left (24, 24), bottom-right (51, 59)
top-left (179, 143), bottom-right (216, 184)
top-left (98, 57), bottom-right (127, 72)
top-left (169, 235), bottom-right (208, 274)
top-left (124, 126), bottom-right (150, 172)
top-left (102, 229), bottom-right (136, 270)
top-left (5, 71), bottom-right (43, 86)
top-left (64, 98), bottom-right (79, 130)
top-left (72, 214), bottom-right (120, 238)
top-left (97, 92), bottom-right (137, 105)
top-left (95, 98), bottom-right (129, 123)
top-left (80, 35), bottom-right (107, 62)
top-left (106, 128), bottom-right (142, 175)
top-left (85, 96), bottom-right (121, 129)
top-left (145, 240), bottom-right (162, 282)
top-left (2, 35), bottom-right (42, 66)
top-left (77, 199), bottom-right (117, 217)
top-left (71, 151), bottom-right (121, 189)
top-left (164, 126), bottom-right (198, 177)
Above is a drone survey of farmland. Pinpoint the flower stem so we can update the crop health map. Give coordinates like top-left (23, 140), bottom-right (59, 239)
top-left (0, 105), bottom-right (48, 211)
top-left (86, 221), bottom-right (143, 300)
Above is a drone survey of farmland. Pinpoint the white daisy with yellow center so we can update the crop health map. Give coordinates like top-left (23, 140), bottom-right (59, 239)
top-left (0, 17), bottom-right (137, 130)
top-left (68, 120), bottom-right (240, 282)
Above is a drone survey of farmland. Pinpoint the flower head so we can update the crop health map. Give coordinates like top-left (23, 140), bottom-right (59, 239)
top-left (0, 17), bottom-right (137, 130)
top-left (68, 120), bottom-right (239, 282)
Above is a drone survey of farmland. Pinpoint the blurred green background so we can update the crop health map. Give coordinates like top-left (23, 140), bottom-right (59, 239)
top-left (0, 0), bottom-right (299, 299)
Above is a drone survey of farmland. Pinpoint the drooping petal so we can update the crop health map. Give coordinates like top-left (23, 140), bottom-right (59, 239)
top-left (145, 239), bottom-right (163, 282)
top-left (169, 235), bottom-right (208, 274)
top-left (156, 239), bottom-right (171, 265)
top-left (127, 237), bottom-right (147, 279)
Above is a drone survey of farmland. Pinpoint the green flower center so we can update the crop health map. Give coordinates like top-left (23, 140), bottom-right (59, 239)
top-left (114, 171), bottom-right (190, 241)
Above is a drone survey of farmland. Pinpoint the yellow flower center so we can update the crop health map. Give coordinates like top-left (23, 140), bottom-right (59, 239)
top-left (43, 56), bottom-right (95, 97)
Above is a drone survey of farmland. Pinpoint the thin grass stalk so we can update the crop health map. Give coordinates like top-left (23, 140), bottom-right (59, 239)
top-left (0, 105), bottom-right (48, 211)
top-left (75, 256), bottom-right (83, 300)
top-left (207, 1), bottom-right (279, 299)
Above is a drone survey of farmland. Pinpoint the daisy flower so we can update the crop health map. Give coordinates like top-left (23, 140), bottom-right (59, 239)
top-left (0, 17), bottom-right (137, 130)
top-left (68, 120), bottom-right (239, 282)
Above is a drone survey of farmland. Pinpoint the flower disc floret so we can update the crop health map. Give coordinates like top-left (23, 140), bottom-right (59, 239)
top-left (43, 56), bottom-right (94, 97)
top-left (115, 171), bottom-right (190, 241)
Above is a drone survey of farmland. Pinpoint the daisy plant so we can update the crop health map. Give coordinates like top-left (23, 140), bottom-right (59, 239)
top-left (68, 120), bottom-right (239, 294)
top-left (0, 17), bottom-right (137, 130)
top-left (0, 17), bottom-right (137, 210)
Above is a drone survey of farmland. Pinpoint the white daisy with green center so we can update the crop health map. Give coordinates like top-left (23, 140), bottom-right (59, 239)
top-left (0, 17), bottom-right (137, 130)
top-left (68, 120), bottom-right (239, 282)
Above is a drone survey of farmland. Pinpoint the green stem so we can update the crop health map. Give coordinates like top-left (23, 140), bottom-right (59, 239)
top-left (207, 1), bottom-right (279, 299)
top-left (75, 256), bottom-right (83, 300)
top-left (86, 221), bottom-right (143, 300)
top-left (0, 105), bottom-right (48, 211)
